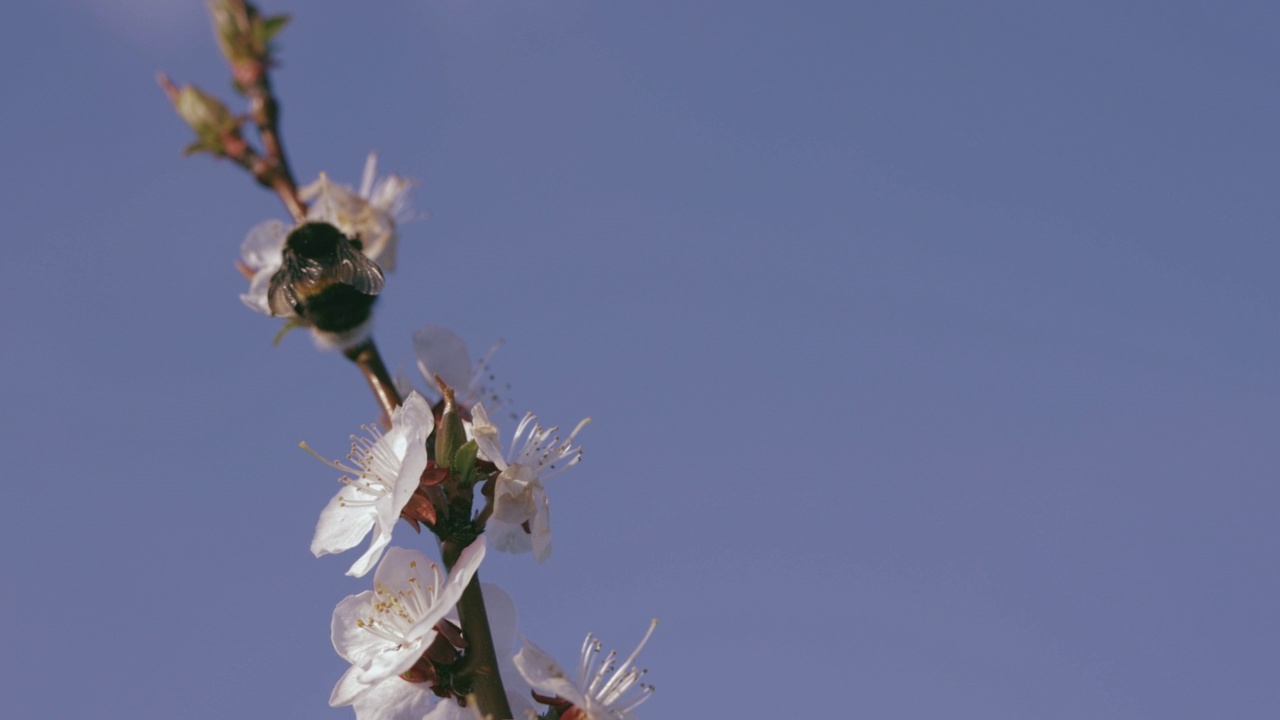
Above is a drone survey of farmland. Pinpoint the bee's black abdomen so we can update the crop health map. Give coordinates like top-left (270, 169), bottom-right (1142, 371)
top-left (300, 284), bottom-right (379, 333)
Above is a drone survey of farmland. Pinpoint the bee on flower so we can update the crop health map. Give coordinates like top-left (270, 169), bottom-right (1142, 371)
top-left (237, 153), bottom-right (413, 346)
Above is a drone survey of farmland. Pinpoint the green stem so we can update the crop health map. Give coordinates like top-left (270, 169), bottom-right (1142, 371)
top-left (442, 542), bottom-right (514, 720)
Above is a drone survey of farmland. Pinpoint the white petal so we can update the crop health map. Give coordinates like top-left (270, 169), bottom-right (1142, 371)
top-left (371, 546), bottom-right (438, 596)
top-left (345, 511), bottom-right (396, 578)
top-left (513, 637), bottom-right (587, 708)
top-left (469, 403), bottom-right (506, 469)
top-left (492, 467), bottom-right (537, 525)
top-left (330, 590), bottom-right (383, 667)
top-left (352, 675), bottom-right (441, 720)
top-left (341, 548), bottom-right (443, 683)
top-left (504, 683), bottom-right (536, 720)
top-left (530, 486), bottom-right (552, 564)
top-left (360, 539), bottom-right (488, 681)
top-left (239, 269), bottom-right (276, 315)
top-left (240, 219), bottom-right (287, 269)
top-left (487, 518), bottom-right (533, 556)
top-left (389, 395), bottom-right (433, 484)
top-left (405, 536), bottom-right (486, 638)
top-left (312, 486), bottom-right (378, 558)
top-left (394, 391), bottom-right (435, 435)
top-left (389, 426), bottom-right (430, 516)
top-left (413, 325), bottom-right (473, 398)
top-left (330, 663), bottom-right (376, 708)
top-left (479, 584), bottom-right (519, 657)
top-left (341, 391), bottom-right (432, 578)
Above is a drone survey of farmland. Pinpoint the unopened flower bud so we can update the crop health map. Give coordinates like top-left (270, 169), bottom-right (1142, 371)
top-left (207, 0), bottom-right (290, 67)
top-left (175, 85), bottom-right (236, 136)
top-left (158, 78), bottom-right (242, 157)
top-left (434, 378), bottom-right (467, 470)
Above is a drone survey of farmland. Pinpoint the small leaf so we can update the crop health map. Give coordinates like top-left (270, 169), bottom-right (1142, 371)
top-left (182, 140), bottom-right (216, 156)
top-left (260, 14), bottom-right (291, 43)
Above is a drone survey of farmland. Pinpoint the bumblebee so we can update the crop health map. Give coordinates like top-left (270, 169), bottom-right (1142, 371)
top-left (268, 221), bottom-right (385, 346)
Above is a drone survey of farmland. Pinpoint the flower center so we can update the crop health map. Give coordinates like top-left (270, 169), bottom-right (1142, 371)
top-left (355, 559), bottom-right (441, 646)
top-left (301, 423), bottom-right (401, 499)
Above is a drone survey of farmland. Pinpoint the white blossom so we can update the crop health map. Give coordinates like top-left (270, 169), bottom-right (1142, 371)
top-left (470, 404), bottom-right (588, 562)
top-left (309, 391), bottom-right (433, 577)
top-left (330, 540), bottom-right (486, 713)
top-left (237, 153), bottom-right (411, 316)
top-left (340, 581), bottom-right (534, 720)
top-left (514, 621), bottom-right (657, 720)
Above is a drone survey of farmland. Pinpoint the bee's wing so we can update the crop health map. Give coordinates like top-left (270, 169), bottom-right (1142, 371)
top-left (332, 241), bottom-right (386, 296)
top-left (266, 253), bottom-right (316, 316)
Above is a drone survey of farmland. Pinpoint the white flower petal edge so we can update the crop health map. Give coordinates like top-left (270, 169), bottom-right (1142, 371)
top-left (513, 637), bottom-right (588, 709)
top-left (238, 219), bottom-right (288, 314)
top-left (346, 674), bottom-right (439, 720)
top-left (412, 324), bottom-right (505, 411)
top-left (514, 621), bottom-right (657, 720)
top-left (330, 539), bottom-right (487, 709)
top-left (310, 391), bottom-right (434, 577)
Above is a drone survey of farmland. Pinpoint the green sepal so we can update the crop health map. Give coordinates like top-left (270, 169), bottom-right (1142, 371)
top-left (453, 440), bottom-right (479, 488)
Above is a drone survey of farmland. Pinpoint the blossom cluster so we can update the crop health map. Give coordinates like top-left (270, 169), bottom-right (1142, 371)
top-left (164, 4), bottom-right (657, 717)
top-left (236, 165), bottom-right (652, 719)
top-left (297, 315), bottom-right (650, 719)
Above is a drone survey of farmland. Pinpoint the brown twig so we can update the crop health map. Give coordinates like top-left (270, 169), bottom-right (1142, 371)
top-left (157, 70), bottom-right (304, 222)
top-left (343, 338), bottom-right (402, 423)
top-left (220, 0), bottom-right (306, 222)
top-left (241, 57), bottom-right (305, 221)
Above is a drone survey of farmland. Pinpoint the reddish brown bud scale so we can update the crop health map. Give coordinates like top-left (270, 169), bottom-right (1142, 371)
top-left (401, 491), bottom-right (437, 526)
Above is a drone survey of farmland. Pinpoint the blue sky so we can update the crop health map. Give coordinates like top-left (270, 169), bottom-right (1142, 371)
top-left (1, 1), bottom-right (1277, 718)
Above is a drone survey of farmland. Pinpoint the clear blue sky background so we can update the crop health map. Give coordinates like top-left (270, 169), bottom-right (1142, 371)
top-left (1, 1), bottom-right (1277, 718)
